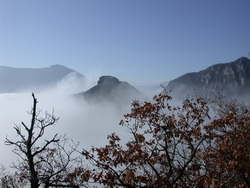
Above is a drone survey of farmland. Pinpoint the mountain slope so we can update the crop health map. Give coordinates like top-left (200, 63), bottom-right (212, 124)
top-left (165, 57), bottom-right (250, 99)
top-left (74, 76), bottom-right (148, 105)
top-left (0, 65), bottom-right (85, 93)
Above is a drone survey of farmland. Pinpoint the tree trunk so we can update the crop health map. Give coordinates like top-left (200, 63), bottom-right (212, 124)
top-left (30, 180), bottom-right (39, 188)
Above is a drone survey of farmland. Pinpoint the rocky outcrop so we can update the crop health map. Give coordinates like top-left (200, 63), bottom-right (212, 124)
top-left (165, 57), bottom-right (250, 99)
top-left (75, 76), bottom-right (148, 105)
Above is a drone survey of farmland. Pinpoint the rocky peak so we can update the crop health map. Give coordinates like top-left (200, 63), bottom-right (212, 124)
top-left (165, 57), bottom-right (250, 99)
top-left (75, 75), bottom-right (148, 106)
top-left (235, 57), bottom-right (249, 64)
top-left (201, 57), bottom-right (250, 87)
top-left (97, 76), bottom-right (120, 86)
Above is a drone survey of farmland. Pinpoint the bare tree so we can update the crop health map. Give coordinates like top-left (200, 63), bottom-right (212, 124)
top-left (5, 93), bottom-right (87, 188)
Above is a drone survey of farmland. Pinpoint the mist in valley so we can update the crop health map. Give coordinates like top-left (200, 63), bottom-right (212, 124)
top-left (0, 74), bottom-right (143, 169)
top-left (1, 62), bottom-right (249, 185)
top-left (1, 67), bottom-right (249, 188)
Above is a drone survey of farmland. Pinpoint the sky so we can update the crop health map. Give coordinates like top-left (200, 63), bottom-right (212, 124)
top-left (0, 0), bottom-right (250, 173)
top-left (0, 0), bottom-right (250, 85)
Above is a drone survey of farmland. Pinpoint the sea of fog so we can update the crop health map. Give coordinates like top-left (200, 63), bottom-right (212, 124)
top-left (0, 75), bottom-right (140, 170)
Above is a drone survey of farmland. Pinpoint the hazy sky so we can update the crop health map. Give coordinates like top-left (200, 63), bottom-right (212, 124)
top-left (0, 0), bottom-right (249, 84)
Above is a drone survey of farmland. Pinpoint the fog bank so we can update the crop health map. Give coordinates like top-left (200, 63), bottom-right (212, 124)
top-left (0, 75), bottom-right (132, 168)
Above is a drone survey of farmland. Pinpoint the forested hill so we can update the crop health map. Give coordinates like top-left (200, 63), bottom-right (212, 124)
top-left (165, 57), bottom-right (250, 99)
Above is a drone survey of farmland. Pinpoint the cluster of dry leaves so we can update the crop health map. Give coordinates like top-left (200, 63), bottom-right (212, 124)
top-left (1, 93), bottom-right (250, 187)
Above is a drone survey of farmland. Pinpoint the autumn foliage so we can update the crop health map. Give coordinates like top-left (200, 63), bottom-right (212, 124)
top-left (83, 94), bottom-right (208, 187)
top-left (203, 99), bottom-right (250, 187)
top-left (2, 93), bottom-right (250, 187)
top-left (82, 94), bottom-right (250, 188)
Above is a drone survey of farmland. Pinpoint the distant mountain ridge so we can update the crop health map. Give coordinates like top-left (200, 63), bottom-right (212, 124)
top-left (165, 57), bottom-right (250, 99)
top-left (0, 64), bottom-right (85, 93)
top-left (74, 76), bottom-right (148, 105)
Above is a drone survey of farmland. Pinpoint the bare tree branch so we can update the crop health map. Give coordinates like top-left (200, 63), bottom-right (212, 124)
top-left (4, 93), bottom-right (84, 188)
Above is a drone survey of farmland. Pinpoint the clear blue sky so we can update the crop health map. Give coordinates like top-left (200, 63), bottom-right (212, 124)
top-left (0, 0), bottom-right (249, 84)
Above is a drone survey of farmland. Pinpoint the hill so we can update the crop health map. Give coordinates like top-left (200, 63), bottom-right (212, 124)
top-left (165, 57), bottom-right (250, 99)
top-left (74, 75), bottom-right (148, 106)
top-left (0, 64), bottom-right (85, 93)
